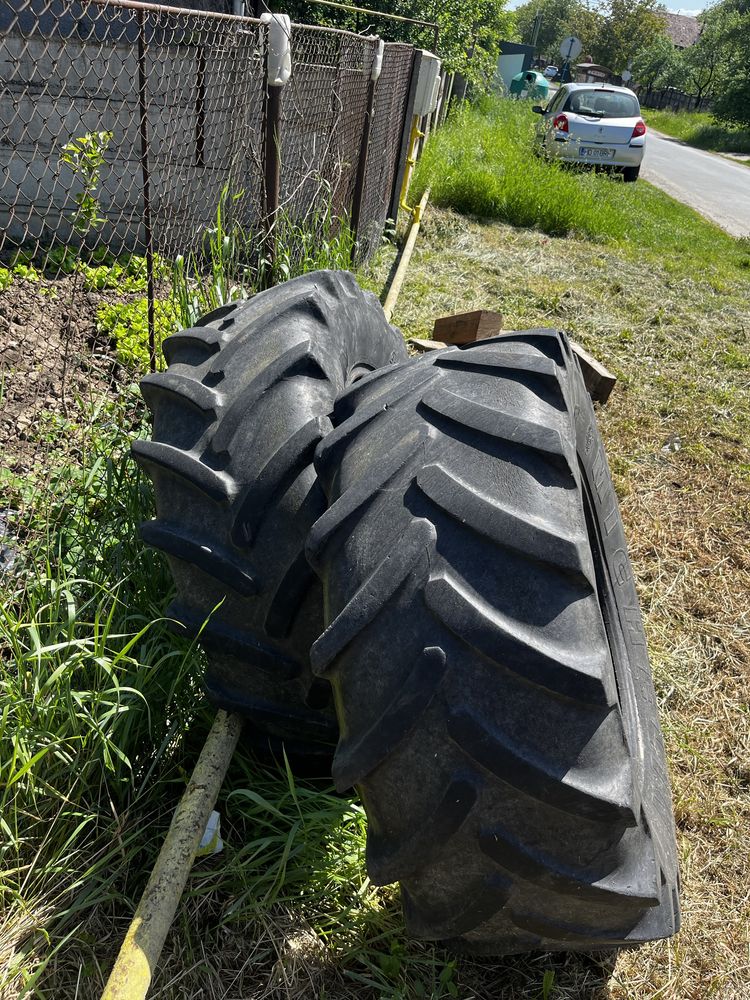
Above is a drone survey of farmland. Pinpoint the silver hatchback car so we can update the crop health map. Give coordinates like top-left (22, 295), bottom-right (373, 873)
top-left (533, 83), bottom-right (646, 182)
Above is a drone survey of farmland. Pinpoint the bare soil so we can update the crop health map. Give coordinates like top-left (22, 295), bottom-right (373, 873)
top-left (0, 274), bottom-right (128, 475)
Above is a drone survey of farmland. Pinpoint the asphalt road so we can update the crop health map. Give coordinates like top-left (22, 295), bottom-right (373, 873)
top-left (641, 131), bottom-right (750, 238)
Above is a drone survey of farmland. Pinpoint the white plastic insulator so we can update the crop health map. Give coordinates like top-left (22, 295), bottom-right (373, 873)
top-left (371, 38), bottom-right (384, 81)
top-left (261, 13), bottom-right (292, 87)
top-left (430, 72), bottom-right (441, 114)
top-left (413, 51), bottom-right (441, 117)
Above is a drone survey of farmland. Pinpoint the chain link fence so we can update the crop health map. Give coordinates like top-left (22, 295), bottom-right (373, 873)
top-left (356, 41), bottom-right (414, 261)
top-left (0, 0), bottom-right (414, 273)
top-left (0, 0), bottom-right (421, 510)
top-left (1, 1), bottom-right (266, 259)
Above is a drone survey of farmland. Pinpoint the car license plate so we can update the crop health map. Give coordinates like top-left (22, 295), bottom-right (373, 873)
top-left (580, 147), bottom-right (615, 160)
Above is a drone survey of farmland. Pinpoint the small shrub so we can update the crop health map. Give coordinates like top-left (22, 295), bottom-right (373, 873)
top-left (59, 130), bottom-right (113, 235)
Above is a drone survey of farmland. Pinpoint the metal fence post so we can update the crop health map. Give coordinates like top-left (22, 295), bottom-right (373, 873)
top-left (261, 13), bottom-right (291, 285)
top-left (263, 84), bottom-right (282, 272)
top-left (137, 9), bottom-right (156, 373)
top-left (351, 38), bottom-right (383, 262)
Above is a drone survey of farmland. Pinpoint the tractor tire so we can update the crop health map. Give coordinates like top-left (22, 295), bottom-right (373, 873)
top-left (307, 330), bottom-right (680, 951)
top-left (132, 270), bottom-right (407, 756)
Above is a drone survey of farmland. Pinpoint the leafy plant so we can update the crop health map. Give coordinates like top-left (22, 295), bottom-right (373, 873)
top-left (80, 254), bottom-right (162, 293)
top-left (11, 262), bottom-right (40, 283)
top-left (59, 131), bottom-right (113, 235)
top-left (96, 298), bottom-right (179, 371)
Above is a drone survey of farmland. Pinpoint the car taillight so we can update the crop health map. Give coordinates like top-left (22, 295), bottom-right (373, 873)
top-left (632, 119), bottom-right (646, 138)
top-left (553, 113), bottom-right (569, 133)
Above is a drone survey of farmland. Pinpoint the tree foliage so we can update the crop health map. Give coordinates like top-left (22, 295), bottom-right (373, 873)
top-left (513, 0), bottom-right (580, 54)
top-left (277, 0), bottom-right (515, 85)
top-left (512, 0), bottom-right (605, 60)
top-left (594, 0), bottom-right (666, 73)
top-left (682, 16), bottom-right (724, 101)
top-left (631, 33), bottom-right (685, 90)
top-left (700, 0), bottom-right (750, 125)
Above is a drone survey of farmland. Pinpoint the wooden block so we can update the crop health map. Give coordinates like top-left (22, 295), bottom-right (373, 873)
top-left (432, 309), bottom-right (503, 345)
top-left (570, 340), bottom-right (617, 404)
top-left (408, 337), bottom-right (448, 352)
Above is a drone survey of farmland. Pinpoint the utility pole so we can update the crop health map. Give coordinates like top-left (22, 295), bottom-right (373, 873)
top-left (530, 10), bottom-right (542, 50)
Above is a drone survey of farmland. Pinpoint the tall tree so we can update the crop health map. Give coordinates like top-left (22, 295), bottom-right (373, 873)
top-left (513, 0), bottom-right (578, 54)
top-left (631, 33), bottom-right (686, 90)
top-left (512, 0), bottom-right (603, 59)
top-left (682, 18), bottom-right (722, 102)
top-left (593, 0), bottom-right (667, 72)
top-left (700, 0), bottom-right (750, 123)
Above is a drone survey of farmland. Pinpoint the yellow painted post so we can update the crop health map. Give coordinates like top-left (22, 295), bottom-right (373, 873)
top-left (101, 710), bottom-right (243, 1000)
top-left (383, 188), bottom-right (430, 323)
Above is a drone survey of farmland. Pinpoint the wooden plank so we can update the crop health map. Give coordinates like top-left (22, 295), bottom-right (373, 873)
top-left (408, 337), bottom-right (448, 352)
top-left (432, 309), bottom-right (503, 345)
top-left (570, 340), bottom-right (617, 404)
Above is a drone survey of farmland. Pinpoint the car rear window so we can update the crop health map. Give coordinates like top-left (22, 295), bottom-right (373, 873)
top-left (565, 90), bottom-right (639, 118)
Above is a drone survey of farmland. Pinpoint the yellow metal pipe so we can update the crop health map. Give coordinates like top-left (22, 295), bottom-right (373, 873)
top-left (101, 710), bottom-right (243, 1000)
top-left (399, 115), bottom-right (425, 219)
top-left (383, 187), bottom-right (430, 323)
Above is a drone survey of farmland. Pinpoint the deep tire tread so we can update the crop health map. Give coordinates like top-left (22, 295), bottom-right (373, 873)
top-left (134, 272), bottom-right (407, 750)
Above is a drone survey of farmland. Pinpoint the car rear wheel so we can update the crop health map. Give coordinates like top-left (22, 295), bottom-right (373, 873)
top-left (623, 165), bottom-right (640, 183)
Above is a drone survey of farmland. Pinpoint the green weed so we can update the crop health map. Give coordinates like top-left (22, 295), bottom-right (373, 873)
top-left (171, 184), bottom-right (355, 329)
top-left (59, 131), bottom-right (113, 235)
top-left (0, 391), bottom-right (205, 991)
top-left (96, 298), bottom-right (179, 371)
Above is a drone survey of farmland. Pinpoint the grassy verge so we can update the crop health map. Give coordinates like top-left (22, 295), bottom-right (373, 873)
top-left (643, 108), bottom-right (750, 155)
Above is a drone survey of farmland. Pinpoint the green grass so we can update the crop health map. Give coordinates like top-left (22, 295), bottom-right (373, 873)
top-left (171, 184), bottom-right (355, 330)
top-left (644, 109), bottom-right (750, 155)
top-left (412, 96), bottom-right (750, 283)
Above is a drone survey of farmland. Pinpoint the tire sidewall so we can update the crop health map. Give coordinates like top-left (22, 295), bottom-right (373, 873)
top-left (572, 358), bottom-right (677, 880)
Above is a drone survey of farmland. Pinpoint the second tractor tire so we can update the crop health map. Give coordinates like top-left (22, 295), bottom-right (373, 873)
top-left (307, 330), bottom-right (680, 951)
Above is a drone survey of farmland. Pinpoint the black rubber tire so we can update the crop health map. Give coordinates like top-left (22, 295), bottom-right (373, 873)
top-left (132, 270), bottom-right (407, 755)
top-left (307, 330), bottom-right (680, 951)
top-left (623, 165), bottom-right (640, 183)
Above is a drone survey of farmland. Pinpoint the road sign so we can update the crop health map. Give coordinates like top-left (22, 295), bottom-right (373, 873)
top-left (621, 69), bottom-right (633, 82)
top-left (559, 36), bottom-right (582, 62)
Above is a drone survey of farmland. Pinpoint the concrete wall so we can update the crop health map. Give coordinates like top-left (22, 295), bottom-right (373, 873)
top-left (1, 21), bottom-right (264, 253)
